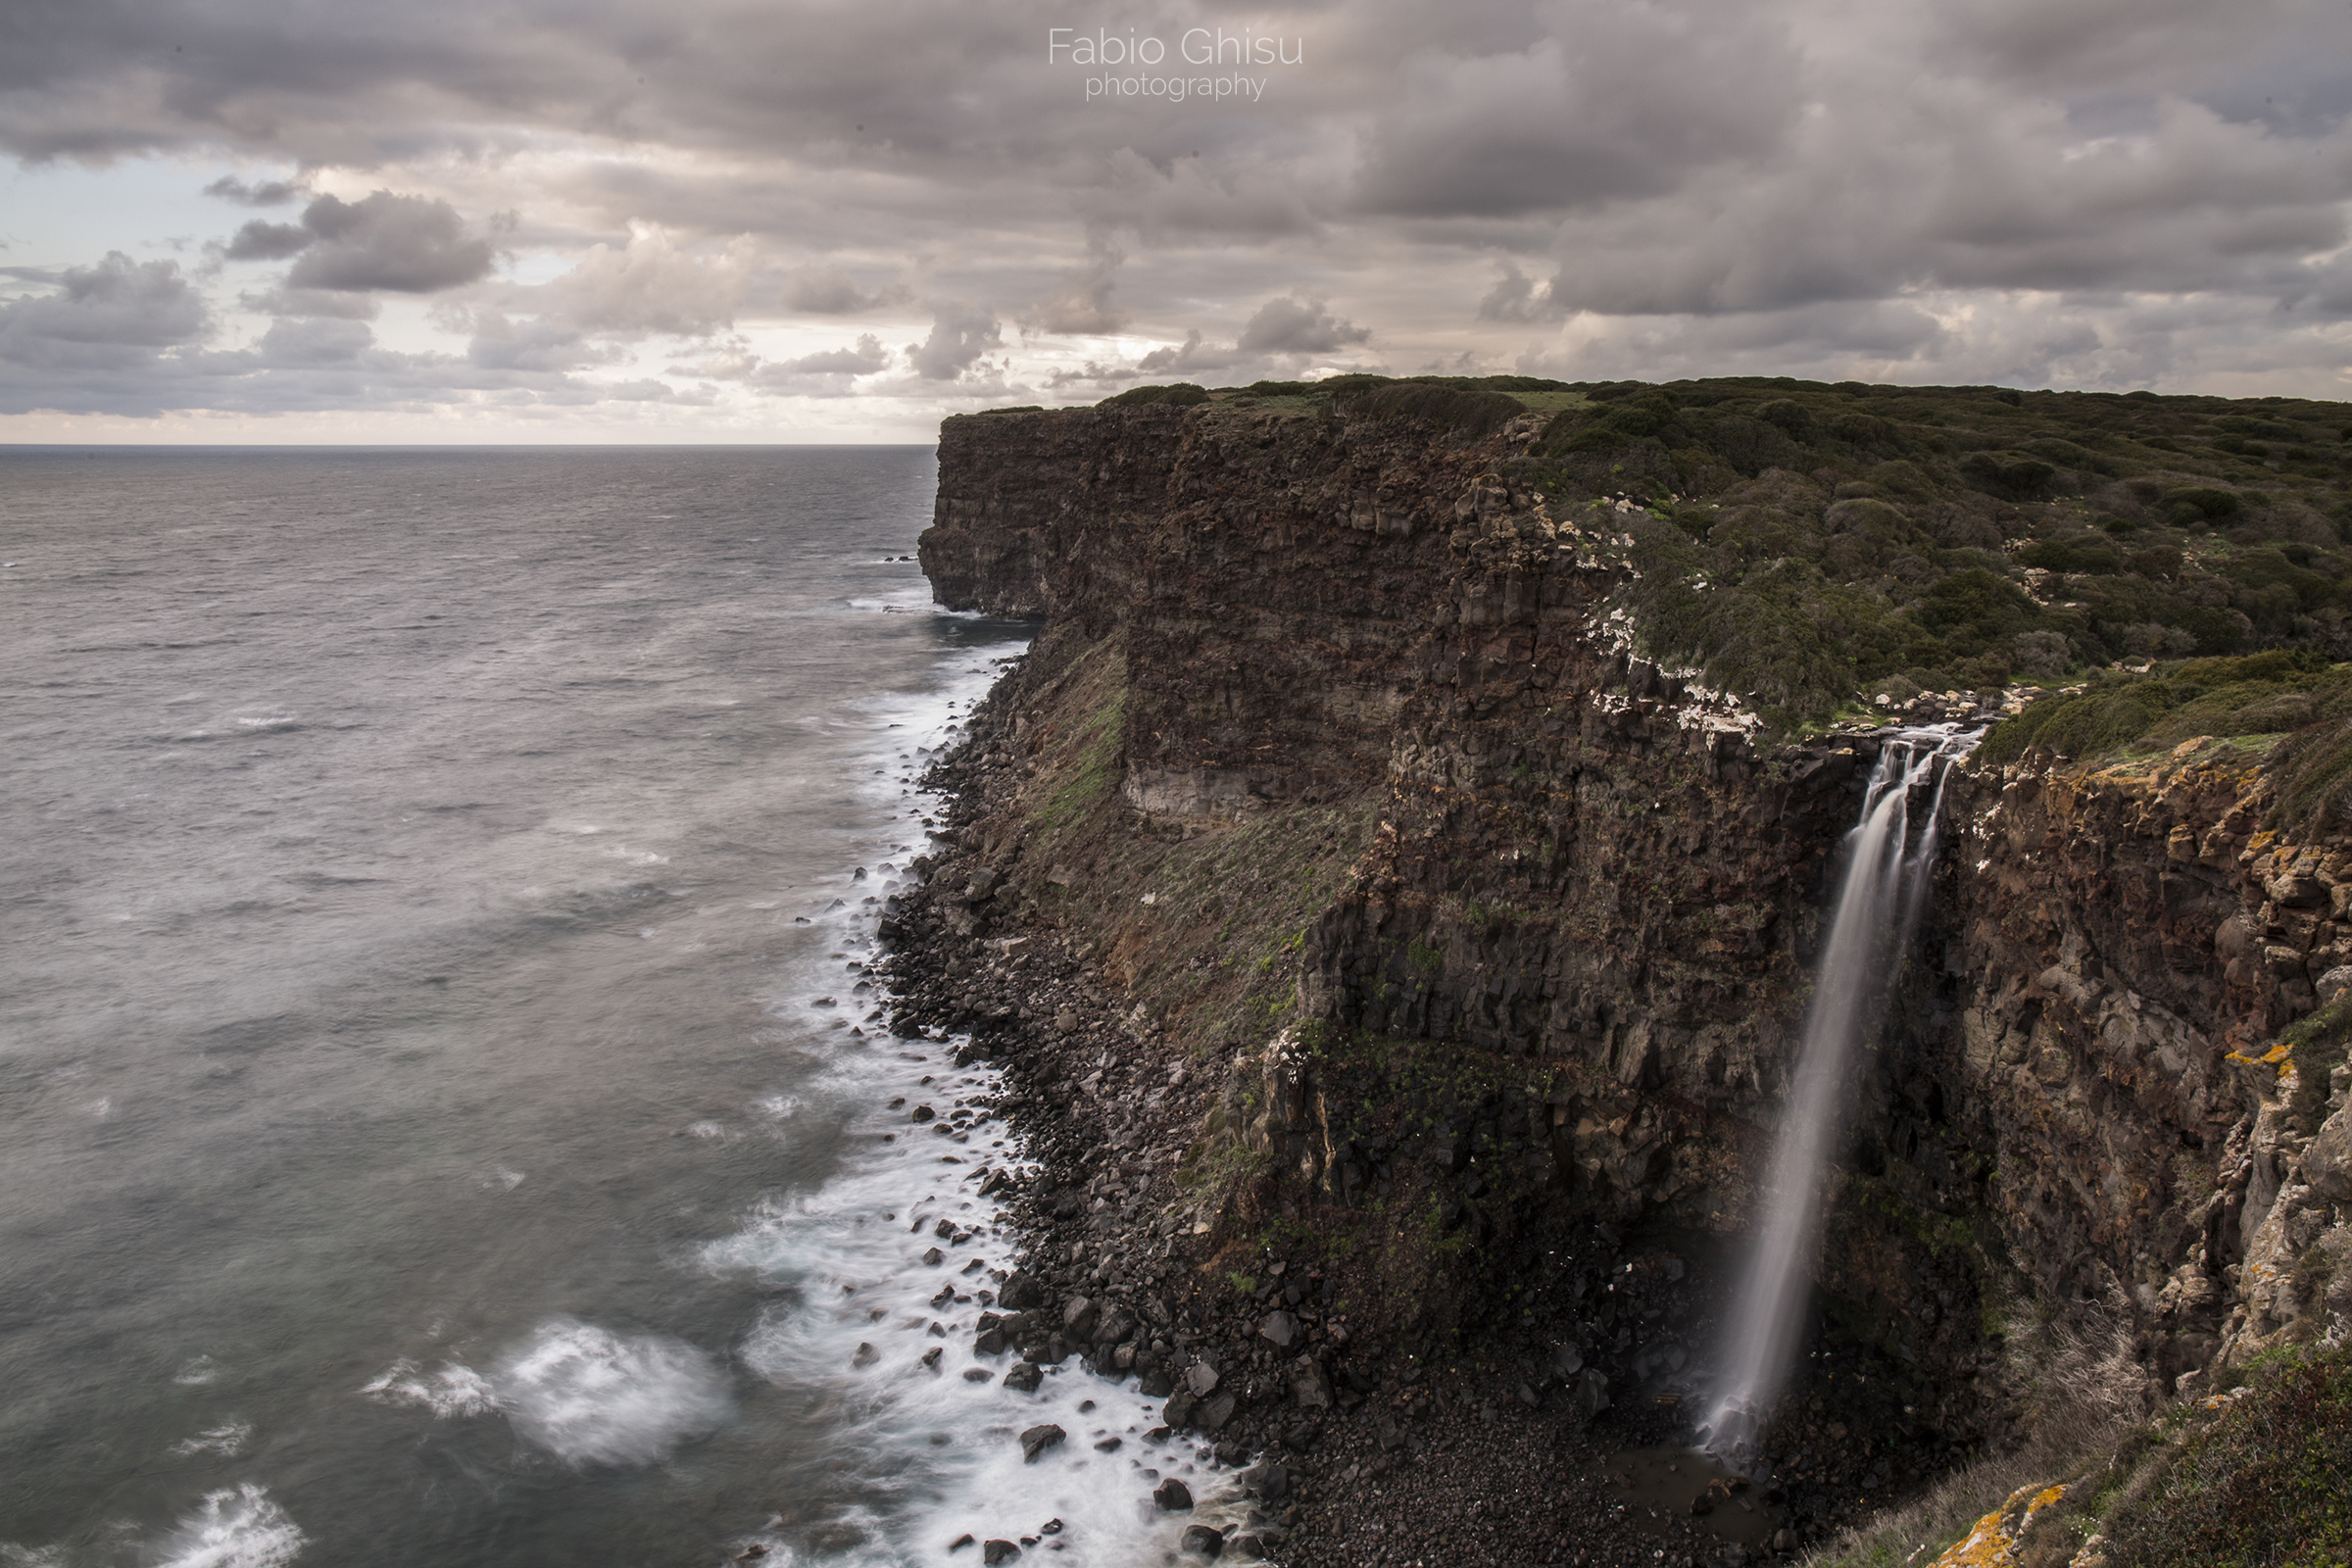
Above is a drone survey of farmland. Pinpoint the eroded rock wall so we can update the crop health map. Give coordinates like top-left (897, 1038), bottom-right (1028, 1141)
top-left (922, 401), bottom-right (2352, 1422)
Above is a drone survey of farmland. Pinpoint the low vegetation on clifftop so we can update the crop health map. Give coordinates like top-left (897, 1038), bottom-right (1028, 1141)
top-left (1085, 373), bottom-right (2352, 732)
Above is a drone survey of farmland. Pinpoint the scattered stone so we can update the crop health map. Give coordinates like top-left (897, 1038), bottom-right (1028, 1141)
top-left (1179, 1523), bottom-right (1224, 1558)
top-left (982, 1542), bottom-right (1019, 1565)
top-left (1258, 1310), bottom-right (1299, 1349)
top-left (1153, 1478), bottom-right (1194, 1511)
top-left (1018, 1423), bottom-right (1066, 1462)
top-left (852, 1342), bottom-right (879, 1368)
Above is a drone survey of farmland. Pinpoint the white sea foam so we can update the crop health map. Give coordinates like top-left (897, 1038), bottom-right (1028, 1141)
top-left (170, 1422), bottom-right (253, 1458)
top-left (151, 1485), bottom-right (305, 1568)
top-left (359, 1358), bottom-right (497, 1419)
top-left (172, 1355), bottom-right (220, 1387)
top-left (489, 1319), bottom-right (732, 1466)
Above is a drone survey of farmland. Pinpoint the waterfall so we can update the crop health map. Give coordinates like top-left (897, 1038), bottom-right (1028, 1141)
top-left (1699, 728), bottom-right (1977, 1469)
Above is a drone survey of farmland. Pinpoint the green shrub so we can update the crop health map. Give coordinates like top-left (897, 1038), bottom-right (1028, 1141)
top-left (1102, 382), bottom-right (1209, 407)
top-left (1347, 383), bottom-right (1529, 441)
top-left (2103, 1347), bottom-right (2352, 1568)
top-left (2163, 486), bottom-right (2241, 523)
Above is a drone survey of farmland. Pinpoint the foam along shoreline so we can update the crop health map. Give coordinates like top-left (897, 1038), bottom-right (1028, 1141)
top-left (695, 630), bottom-right (1246, 1564)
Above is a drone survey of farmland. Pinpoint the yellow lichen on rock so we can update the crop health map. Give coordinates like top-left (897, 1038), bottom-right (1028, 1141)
top-left (1924, 1482), bottom-right (2069, 1566)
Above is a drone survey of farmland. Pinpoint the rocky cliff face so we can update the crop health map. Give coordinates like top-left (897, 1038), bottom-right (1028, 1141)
top-left (919, 400), bottom-right (2352, 1439)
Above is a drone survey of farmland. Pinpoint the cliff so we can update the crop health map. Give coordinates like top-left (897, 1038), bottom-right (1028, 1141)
top-left (915, 391), bottom-right (2352, 1495)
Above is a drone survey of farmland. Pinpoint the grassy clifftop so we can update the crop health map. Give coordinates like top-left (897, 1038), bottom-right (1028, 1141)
top-left (1099, 373), bottom-right (2352, 728)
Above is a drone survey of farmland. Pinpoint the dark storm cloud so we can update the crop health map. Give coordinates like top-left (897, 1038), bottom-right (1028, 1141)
top-left (8, 0), bottom-right (2352, 412)
top-left (1350, 1), bottom-right (1804, 219)
top-left (285, 192), bottom-right (496, 293)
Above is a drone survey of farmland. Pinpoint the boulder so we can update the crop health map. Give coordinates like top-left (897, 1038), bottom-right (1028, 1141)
top-left (1003, 1361), bottom-right (1043, 1394)
top-left (1290, 1359), bottom-right (1334, 1410)
top-left (1018, 1423), bottom-right (1066, 1463)
top-left (999, 1271), bottom-right (1046, 1310)
top-left (982, 1543), bottom-right (1018, 1565)
top-left (1186, 1361), bottom-right (1221, 1397)
top-left (1063, 1297), bottom-right (1100, 1340)
top-left (1179, 1524), bottom-right (1224, 1558)
top-left (1258, 1310), bottom-right (1299, 1349)
top-left (1153, 1478), bottom-right (1194, 1511)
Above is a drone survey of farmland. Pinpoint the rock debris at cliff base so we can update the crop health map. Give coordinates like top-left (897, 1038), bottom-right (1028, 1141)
top-left (892, 383), bottom-right (2352, 1566)
top-left (870, 684), bottom-right (1966, 1566)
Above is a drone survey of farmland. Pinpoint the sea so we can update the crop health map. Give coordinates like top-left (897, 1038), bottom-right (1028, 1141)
top-left (0, 448), bottom-right (1228, 1567)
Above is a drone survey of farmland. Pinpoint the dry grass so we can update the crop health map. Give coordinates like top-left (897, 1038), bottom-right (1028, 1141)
top-left (1802, 1298), bottom-right (2145, 1568)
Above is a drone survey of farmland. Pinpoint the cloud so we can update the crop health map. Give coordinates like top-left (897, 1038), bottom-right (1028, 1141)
top-left (223, 220), bottom-right (312, 261)
top-left (9, 0), bottom-right (2352, 422)
top-left (772, 334), bottom-right (891, 375)
top-left (237, 285), bottom-right (380, 319)
top-left (466, 310), bottom-right (618, 371)
top-left (253, 315), bottom-right (375, 367)
top-left (906, 304), bottom-right (1002, 380)
top-left (540, 222), bottom-right (751, 335)
top-left (0, 253), bottom-right (210, 370)
top-left (203, 175), bottom-right (304, 207)
top-left (1235, 296), bottom-right (1371, 356)
top-left (284, 192), bottom-right (496, 293)
top-left (1352, 2), bottom-right (1804, 219)
top-left (1025, 246), bottom-right (1130, 336)
top-left (780, 265), bottom-right (907, 315)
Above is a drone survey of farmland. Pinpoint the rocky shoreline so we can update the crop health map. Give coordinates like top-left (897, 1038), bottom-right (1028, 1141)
top-left (867, 669), bottom-right (1938, 1568)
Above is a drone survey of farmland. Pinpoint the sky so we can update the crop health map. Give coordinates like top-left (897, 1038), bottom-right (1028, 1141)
top-left (4, 0), bottom-right (2352, 442)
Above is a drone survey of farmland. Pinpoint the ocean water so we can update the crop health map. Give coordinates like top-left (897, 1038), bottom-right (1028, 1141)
top-left (0, 449), bottom-right (1227, 1567)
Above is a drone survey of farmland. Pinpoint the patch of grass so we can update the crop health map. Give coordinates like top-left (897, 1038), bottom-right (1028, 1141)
top-left (1976, 652), bottom-right (2352, 768)
top-left (2102, 1347), bottom-right (2352, 1568)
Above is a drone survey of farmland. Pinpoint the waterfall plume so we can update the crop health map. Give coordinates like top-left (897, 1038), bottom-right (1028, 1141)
top-left (1699, 728), bottom-right (1977, 1469)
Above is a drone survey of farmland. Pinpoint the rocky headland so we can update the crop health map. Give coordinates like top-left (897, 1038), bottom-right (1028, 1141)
top-left (885, 380), bottom-right (2352, 1567)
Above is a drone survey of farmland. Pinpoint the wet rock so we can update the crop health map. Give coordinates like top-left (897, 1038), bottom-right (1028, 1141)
top-left (1179, 1523), bottom-right (1224, 1558)
top-left (1186, 1361), bottom-right (1221, 1397)
top-left (921, 1348), bottom-right (943, 1370)
top-left (922, 1248), bottom-right (945, 1265)
top-left (1063, 1296), bottom-right (1100, 1340)
top-left (950, 1535), bottom-right (974, 1552)
top-left (1226, 1535), bottom-right (1265, 1560)
top-left (912, 1104), bottom-right (936, 1123)
top-left (1018, 1423), bottom-right (1066, 1462)
top-left (999, 1272), bottom-right (1046, 1310)
top-left (1199, 1393), bottom-right (1238, 1433)
top-left (1003, 1361), bottom-right (1043, 1393)
top-left (1164, 1392), bottom-right (1198, 1429)
top-left (852, 1342), bottom-right (879, 1368)
top-left (982, 1542), bottom-right (1019, 1565)
top-left (1154, 1478), bottom-right (1194, 1511)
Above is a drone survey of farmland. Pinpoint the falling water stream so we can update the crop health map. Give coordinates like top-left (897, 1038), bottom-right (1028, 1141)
top-left (1700, 727), bottom-right (1980, 1470)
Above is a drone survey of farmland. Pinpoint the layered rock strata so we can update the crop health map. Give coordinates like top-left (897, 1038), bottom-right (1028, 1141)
top-left (909, 400), bottom-right (2352, 1552)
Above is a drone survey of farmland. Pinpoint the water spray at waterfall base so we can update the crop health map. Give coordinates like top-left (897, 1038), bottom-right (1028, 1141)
top-left (1699, 728), bottom-right (1979, 1471)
